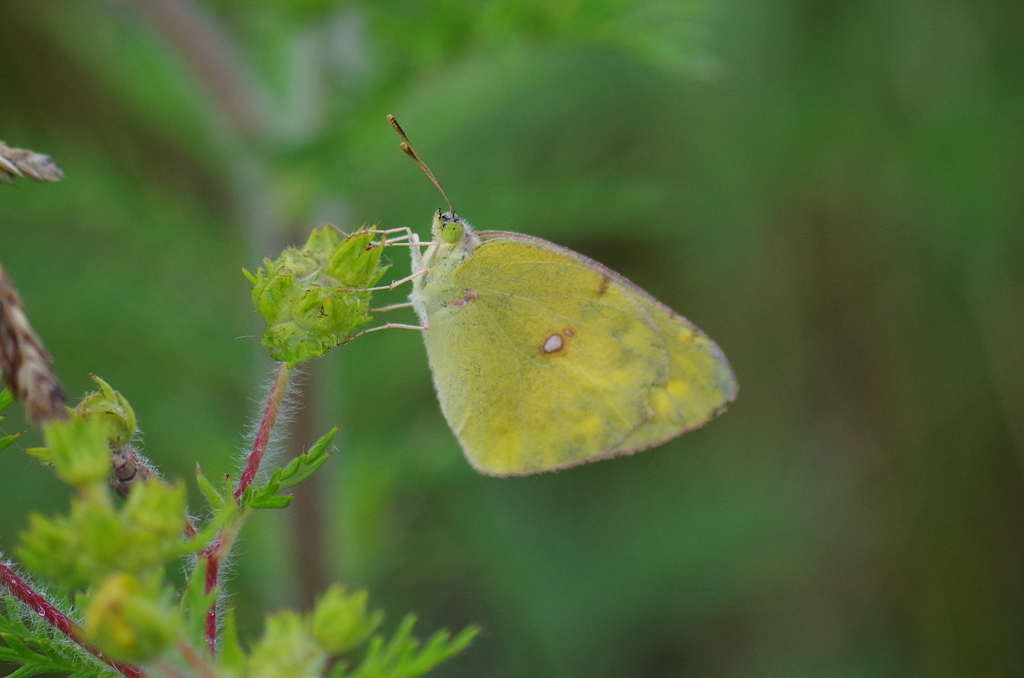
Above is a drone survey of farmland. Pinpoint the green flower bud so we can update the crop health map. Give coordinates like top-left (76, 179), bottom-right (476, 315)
top-left (121, 479), bottom-right (189, 561)
top-left (18, 492), bottom-right (119, 588)
top-left (84, 572), bottom-right (179, 663)
top-left (249, 611), bottom-right (325, 678)
top-left (74, 375), bottom-right (136, 447)
top-left (311, 585), bottom-right (382, 655)
top-left (18, 479), bottom-right (189, 587)
top-left (245, 226), bottom-right (390, 366)
top-left (42, 417), bottom-right (112, 487)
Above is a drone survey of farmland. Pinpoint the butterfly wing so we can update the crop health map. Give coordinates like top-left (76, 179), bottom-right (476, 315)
top-left (420, 231), bottom-right (736, 475)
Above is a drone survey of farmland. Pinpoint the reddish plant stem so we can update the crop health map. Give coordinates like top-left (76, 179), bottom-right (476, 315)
top-left (201, 539), bottom-right (221, 653)
top-left (235, 361), bottom-right (292, 502)
top-left (201, 361), bottom-right (292, 652)
top-left (0, 561), bottom-right (144, 678)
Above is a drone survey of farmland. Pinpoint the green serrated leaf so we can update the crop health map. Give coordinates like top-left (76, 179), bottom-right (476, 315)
top-left (245, 474), bottom-right (276, 506)
top-left (278, 447), bottom-right (332, 491)
top-left (0, 432), bottom-right (22, 453)
top-left (180, 558), bottom-right (217, 648)
top-left (219, 606), bottom-right (246, 675)
top-left (329, 659), bottom-right (350, 678)
top-left (6, 664), bottom-right (55, 678)
top-left (345, 615), bottom-right (478, 678)
top-left (0, 388), bottom-right (14, 411)
top-left (195, 465), bottom-right (225, 511)
top-left (248, 493), bottom-right (293, 509)
top-left (257, 466), bottom-right (285, 495)
top-left (245, 427), bottom-right (336, 510)
top-left (1, 632), bottom-right (43, 661)
top-left (277, 427), bottom-right (337, 490)
top-left (308, 426), bottom-right (340, 457)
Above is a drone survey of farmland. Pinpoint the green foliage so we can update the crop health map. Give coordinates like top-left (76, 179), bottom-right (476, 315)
top-left (337, 616), bottom-right (479, 678)
top-left (245, 227), bottom-right (391, 367)
top-left (248, 610), bottom-right (326, 677)
top-left (244, 426), bottom-right (337, 509)
top-left (32, 418), bottom-right (112, 487)
top-left (2, 371), bottom-right (475, 675)
top-left (73, 376), bottom-right (137, 447)
top-left (0, 597), bottom-right (116, 678)
top-left (0, 433), bottom-right (20, 454)
top-left (82, 572), bottom-right (180, 663)
top-left (178, 557), bottom-right (219, 652)
top-left (0, 389), bottom-right (21, 453)
top-left (17, 477), bottom-right (191, 588)
top-left (312, 586), bottom-right (383, 655)
top-left (246, 592), bottom-right (475, 678)
top-left (219, 607), bottom-right (248, 675)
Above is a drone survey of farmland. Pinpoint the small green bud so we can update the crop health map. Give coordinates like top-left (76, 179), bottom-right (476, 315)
top-left (326, 230), bottom-right (387, 288)
top-left (249, 610), bottom-right (325, 678)
top-left (84, 572), bottom-right (179, 663)
top-left (42, 417), bottom-right (112, 487)
top-left (121, 479), bottom-right (189, 559)
top-left (246, 226), bottom-right (390, 366)
top-left (74, 375), bottom-right (137, 446)
top-left (311, 585), bottom-right (382, 655)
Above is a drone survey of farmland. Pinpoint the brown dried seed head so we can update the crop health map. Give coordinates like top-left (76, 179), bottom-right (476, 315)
top-left (0, 141), bottom-right (64, 184)
top-left (0, 264), bottom-right (67, 422)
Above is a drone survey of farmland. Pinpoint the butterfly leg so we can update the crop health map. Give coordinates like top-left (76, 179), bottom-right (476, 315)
top-left (364, 226), bottom-right (417, 243)
top-left (352, 266), bottom-right (429, 293)
top-left (371, 301), bottom-right (415, 312)
top-left (348, 321), bottom-right (426, 341)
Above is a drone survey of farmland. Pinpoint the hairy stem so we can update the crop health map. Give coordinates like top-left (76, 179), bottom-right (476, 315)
top-left (236, 361), bottom-right (293, 501)
top-left (200, 361), bottom-right (293, 652)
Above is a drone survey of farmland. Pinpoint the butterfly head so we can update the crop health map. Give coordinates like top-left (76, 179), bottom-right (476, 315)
top-left (432, 209), bottom-right (475, 246)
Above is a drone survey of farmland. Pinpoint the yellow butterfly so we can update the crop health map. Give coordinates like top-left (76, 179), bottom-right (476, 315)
top-left (390, 116), bottom-right (737, 476)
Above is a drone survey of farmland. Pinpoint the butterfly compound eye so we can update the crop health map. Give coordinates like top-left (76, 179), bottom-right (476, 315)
top-left (441, 220), bottom-right (464, 244)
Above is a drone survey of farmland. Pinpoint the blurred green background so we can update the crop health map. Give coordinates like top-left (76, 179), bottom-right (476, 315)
top-left (2, 0), bottom-right (1023, 676)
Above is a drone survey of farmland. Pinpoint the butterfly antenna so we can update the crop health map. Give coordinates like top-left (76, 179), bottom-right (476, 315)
top-left (388, 114), bottom-right (456, 216)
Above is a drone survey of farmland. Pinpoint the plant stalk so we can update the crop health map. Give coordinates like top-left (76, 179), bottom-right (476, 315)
top-left (201, 360), bottom-right (292, 652)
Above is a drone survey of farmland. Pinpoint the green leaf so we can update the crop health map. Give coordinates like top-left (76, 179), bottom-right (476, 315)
top-left (248, 493), bottom-right (293, 509)
top-left (0, 432), bottom-right (22, 453)
top-left (194, 464), bottom-right (225, 511)
top-left (245, 427), bottom-right (337, 510)
top-left (179, 558), bottom-right (218, 649)
top-left (218, 606), bottom-right (246, 675)
top-left (1, 632), bottom-right (39, 660)
top-left (277, 426), bottom-right (337, 491)
top-left (0, 595), bottom-right (118, 677)
top-left (0, 388), bottom-right (14, 411)
top-left (342, 616), bottom-right (479, 678)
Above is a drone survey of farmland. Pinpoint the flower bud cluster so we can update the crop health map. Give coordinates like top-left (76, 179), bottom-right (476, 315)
top-left (245, 226), bottom-right (390, 366)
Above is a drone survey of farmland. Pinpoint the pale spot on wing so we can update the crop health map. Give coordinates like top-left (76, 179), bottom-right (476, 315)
top-left (542, 333), bottom-right (564, 353)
